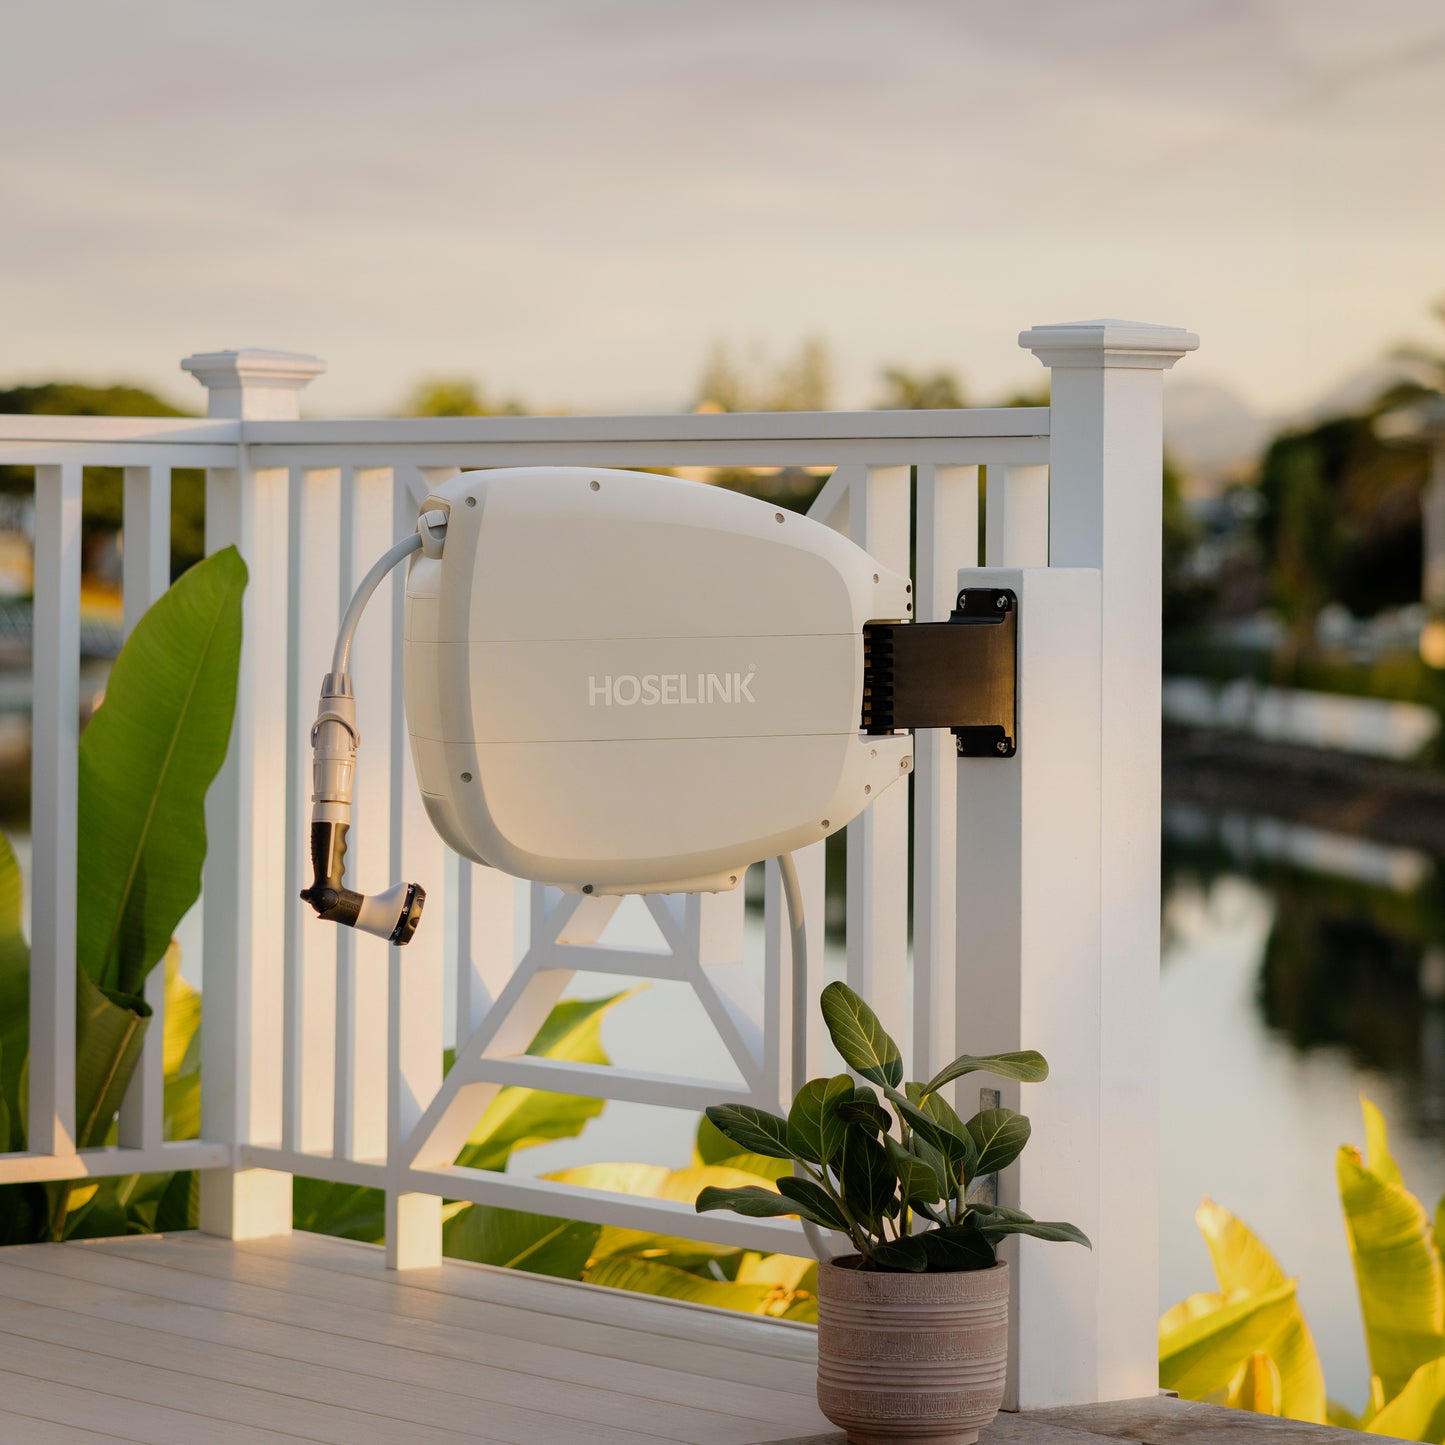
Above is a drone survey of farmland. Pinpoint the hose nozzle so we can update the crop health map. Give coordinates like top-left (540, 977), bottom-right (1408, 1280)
top-left (300, 820), bottom-right (425, 944)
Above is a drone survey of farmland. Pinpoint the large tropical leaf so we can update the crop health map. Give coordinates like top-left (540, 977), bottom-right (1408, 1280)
top-left (556, 1162), bottom-right (780, 1261)
top-left (443, 1204), bottom-right (600, 1279)
top-left (1196, 1198), bottom-right (1326, 1423)
top-left (456, 988), bottom-right (639, 1171)
top-left (1228, 1353), bottom-right (1284, 1417)
top-left (585, 1256), bottom-right (779, 1313)
top-left (0, 830), bottom-right (31, 1151)
top-left (1367, 1355), bottom-right (1445, 1439)
top-left (77, 546), bottom-right (246, 997)
top-left (1159, 1281), bottom-right (1300, 1400)
top-left (1339, 1101), bottom-right (1445, 1401)
top-left (819, 982), bottom-right (902, 1088)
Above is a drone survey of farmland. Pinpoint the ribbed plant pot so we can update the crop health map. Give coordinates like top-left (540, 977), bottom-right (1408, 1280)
top-left (815, 1257), bottom-right (1009, 1445)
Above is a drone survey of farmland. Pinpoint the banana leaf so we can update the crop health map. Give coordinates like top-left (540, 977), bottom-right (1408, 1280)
top-left (76, 546), bottom-right (246, 997)
top-left (0, 830), bottom-right (30, 1152)
top-left (1159, 1280), bottom-right (1299, 1400)
top-left (441, 1204), bottom-right (600, 1278)
top-left (547, 1161), bottom-right (771, 1263)
top-left (1196, 1198), bottom-right (1327, 1422)
top-left (1339, 1099), bottom-right (1445, 1400)
top-left (1367, 1355), bottom-right (1445, 1439)
top-left (584, 1255), bottom-right (783, 1314)
top-left (1227, 1352), bottom-right (1283, 1416)
top-left (455, 988), bottom-right (641, 1172)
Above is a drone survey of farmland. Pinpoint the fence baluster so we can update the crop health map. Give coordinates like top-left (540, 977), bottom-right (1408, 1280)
top-left (29, 463), bottom-right (82, 1158)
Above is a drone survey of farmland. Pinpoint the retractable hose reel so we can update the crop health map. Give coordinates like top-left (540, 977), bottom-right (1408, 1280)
top-left (300, 466), bottom-right (1018, 953)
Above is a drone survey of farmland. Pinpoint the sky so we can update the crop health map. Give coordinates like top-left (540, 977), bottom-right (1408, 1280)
top-left (3, 0), bottom-right (1445, 419)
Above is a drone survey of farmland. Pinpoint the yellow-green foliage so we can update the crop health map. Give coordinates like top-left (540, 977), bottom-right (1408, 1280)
top-left (1160, 1098), bottom-right (1445, 1438)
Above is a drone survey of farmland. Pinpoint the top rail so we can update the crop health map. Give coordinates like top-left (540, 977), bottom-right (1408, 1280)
top-left (0, 406), bottom-right (1050, 472)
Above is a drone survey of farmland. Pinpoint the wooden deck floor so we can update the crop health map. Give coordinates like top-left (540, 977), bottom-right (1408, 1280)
top-left (0, 1229), bottom-right (831, 1444)
top-left (0, 1230), bottom-right (1388, 1445)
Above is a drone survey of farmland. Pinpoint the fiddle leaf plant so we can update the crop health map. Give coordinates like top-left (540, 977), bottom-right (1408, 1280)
top-left (696, 980), bottom-right (1090, 1271)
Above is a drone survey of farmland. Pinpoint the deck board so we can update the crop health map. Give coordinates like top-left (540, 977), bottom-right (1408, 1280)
top-left (1, 1232), bottom-right (1383, 1445)
top-left (0, 1231), bottom-right (831, 1444)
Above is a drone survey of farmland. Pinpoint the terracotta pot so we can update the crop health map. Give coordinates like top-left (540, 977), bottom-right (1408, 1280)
top-left (815, 1256), bottom-right (1009, 1445)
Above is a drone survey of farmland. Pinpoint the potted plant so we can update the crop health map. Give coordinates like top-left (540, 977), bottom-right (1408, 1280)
top-left (696, 980), bottom-right (1089, 1445)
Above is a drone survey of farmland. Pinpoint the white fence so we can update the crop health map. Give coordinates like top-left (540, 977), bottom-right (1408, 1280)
top-left (0, 319), bottom-right (1195, 1408)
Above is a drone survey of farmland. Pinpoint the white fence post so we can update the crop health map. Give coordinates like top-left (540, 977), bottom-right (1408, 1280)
top-left (956, 566), bottom-right (1102, 1410)
top-left (1020, 319), bottom-right (1197, 1402)
top-left (189, 349), bottom-right (325, 1240)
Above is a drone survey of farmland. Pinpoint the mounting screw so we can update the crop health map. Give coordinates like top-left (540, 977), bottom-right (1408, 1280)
top-left (821, 819), bottom-right (830, 829)
top-left (460, 771), bottom-right (473, 782)
top-left (995, 594), bottom-right (1007, 609)
top-left (589, 479), bottom-right (600, 491)
top-left (995, 740), bottom-right (1008, 754)
top-left (465, 496), bottom-right (476, 507)
top-left (775, 511), bottom-right (785, 523)
top-left (582, 883), bottom-right (594, 894)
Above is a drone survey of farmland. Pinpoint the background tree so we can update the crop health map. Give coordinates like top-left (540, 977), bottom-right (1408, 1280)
top-left (403, 377), bottom-right (526, 417)
top-left (1255, 413), bottom-right (1426, 659)
top-left (694, 337), bottom-right (833, 413)
top-left (0, 383), bottom-right (204, 580)
top-left (873, 367), bottom-right (966, 410)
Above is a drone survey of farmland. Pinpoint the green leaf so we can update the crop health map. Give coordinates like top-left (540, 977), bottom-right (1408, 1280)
top-left (696, 1184), bottom-right (805, 1221)
top-left (894, 1095), bottom-right (976, 1186)
top-left (1363, 1097), bottom-right (1404, 1189)
top-left (1339, 1127), bottom-right (1445, 1400)
top-left (966, 1108), bottom-right (1031, 1178)
top-left (869, 1236), bottom-right (929, 1272)
top-left (1194, 1198), bottom-right (1326, 1424)
top-left (443, 1204), bottom-right (600, 1280)
top-left (458, 989), bottom-right (639, 1171)
top-left (787, 1074), bottom-right (852, 1165)
top-left (839, 1129), bottom-right (897, 1230)
top-left (0, 830), bottom-right (31, 1152)
top-left (1366, 1355), bottom-right (1445, 1439)
top-left (292, 1180), bottom-right (385, 1242)
top-left (585, 1256), bottom-right (779, 1313)
top-left (836, 1086), bottom-right (891, 1135)
top-left (77, 546), bottom-right (247, 997)
top-left (704, 1103), bottom-right (795, 1161)
top-left (1159, 1281), bottom-right (1300, 1400)
top-left (694, 1112), bottom-right (736, 1165)
top-left (819, 982), bottom-right (902, 1089)
top-left (973, 1211), bottom-right (1091, 1248)
top-left (883, 1135), bottom-right (943, 1206)
top-left (922, 1050), bottom-right (1049, 1097)
top-left (552, 1163), bottom-right (760, 1261)
top-left (777, 1176), bottom-right (853, 1234)
top-left (919, 1224), bottom-right (996, 1272)
top-left (74, 972), bottom-right (151, 1149)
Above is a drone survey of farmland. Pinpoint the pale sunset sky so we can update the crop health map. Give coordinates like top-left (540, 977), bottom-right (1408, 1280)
top-left (3, 0), bottom-right (1444, 419)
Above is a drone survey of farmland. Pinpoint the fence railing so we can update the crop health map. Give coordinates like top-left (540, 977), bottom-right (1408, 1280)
top-left (0, 319), bottom-right (1196, 1409)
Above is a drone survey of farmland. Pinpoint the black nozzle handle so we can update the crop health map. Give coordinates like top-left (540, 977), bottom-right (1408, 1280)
top-left (300, 821), bottom-right (425, 945)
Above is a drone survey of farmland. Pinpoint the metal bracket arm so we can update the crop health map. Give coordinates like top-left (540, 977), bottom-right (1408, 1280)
top-left (861, 587), bottom-right (1018, 757)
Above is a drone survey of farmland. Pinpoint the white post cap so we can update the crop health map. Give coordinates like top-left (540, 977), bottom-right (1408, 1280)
top-left (1019, 319), bottom-right (1198, 371)
top-left (180, 348), bottom-right (327, 419)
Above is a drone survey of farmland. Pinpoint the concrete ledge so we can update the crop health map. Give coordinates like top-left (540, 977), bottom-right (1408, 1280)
top-left (770, 1395), bottom-right (1403, 1443)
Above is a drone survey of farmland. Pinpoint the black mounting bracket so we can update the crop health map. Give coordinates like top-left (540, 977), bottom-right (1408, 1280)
top-left (861, 587), bottom-right (1017, 758)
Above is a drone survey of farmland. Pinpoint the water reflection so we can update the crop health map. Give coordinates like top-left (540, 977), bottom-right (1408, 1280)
top-left (1161, 807), bottom-right (1445, 1409)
